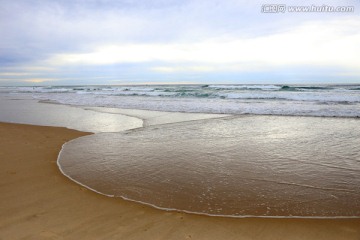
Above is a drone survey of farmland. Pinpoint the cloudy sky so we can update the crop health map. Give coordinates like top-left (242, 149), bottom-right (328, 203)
top-left (0, 0), bottom-right (359, 85)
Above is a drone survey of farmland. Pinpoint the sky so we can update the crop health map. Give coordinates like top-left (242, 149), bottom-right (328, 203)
top-left (0, 0), bottom-right (360, 86)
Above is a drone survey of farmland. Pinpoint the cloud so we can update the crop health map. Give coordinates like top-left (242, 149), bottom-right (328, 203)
top-left (1, 0), bottom-right (360, 85)
top-left (2, 0), bottom-right (354, 63)
top-left (0, 72), bottom-right (30, 76)
top-left (46, 18), bottom-right (360, 72)
top-left (23, 78), bottom-right (57, 83)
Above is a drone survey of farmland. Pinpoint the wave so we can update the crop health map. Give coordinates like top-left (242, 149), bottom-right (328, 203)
top-left (220, 92), bottom-right (360, 103)
top-left (3, 84), bottom-right (360, 94)
top-left (3, 84), bottom-right (360, 117)
top-left (208, 84), bottom-right (282, 90)
top-left (30, 92), bottom-right (360, 117)
top-left (280, 85), bottom-right (333, 91)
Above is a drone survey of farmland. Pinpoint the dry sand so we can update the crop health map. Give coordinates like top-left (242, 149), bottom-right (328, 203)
top-left (0, 122), bottom-right (359, 240)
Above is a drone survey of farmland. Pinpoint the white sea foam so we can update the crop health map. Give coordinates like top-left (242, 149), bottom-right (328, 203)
top-left (209, 84), bottom-right (281, 90)
top-left (2, 84), bottom-right (360, 117)
top-left (30, 92), bottom-right (360, 117)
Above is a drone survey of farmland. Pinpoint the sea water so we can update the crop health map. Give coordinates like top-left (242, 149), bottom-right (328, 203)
top-left (58, 116), bottom-right (360, 217)
top-left (2, 84), bottom-right (359, 217)
top-left (2, 84), bottom-right (360, 117)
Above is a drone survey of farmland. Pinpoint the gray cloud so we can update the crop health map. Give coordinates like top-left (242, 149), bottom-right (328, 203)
top-left (0, 0), bottom-right (359, 85)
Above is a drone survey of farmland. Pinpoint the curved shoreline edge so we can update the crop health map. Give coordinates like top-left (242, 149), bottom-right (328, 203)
top-left (3, 94), bottom-right (359, 219)
top-left (1, 122), bottom-right (360, 240)
top-left (56, 120), bottom-right (360, 219)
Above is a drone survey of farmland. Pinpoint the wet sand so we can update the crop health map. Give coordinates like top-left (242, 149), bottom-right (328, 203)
top-left (0, 122), bottom-right (359, 240)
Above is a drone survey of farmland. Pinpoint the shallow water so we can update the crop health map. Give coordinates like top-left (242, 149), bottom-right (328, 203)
top-left (0, 95), bottom-right (224, 133)
top-left (58, 116), bottom-right (360, 217)
top-left (0, 96), bottom-right (142, 133)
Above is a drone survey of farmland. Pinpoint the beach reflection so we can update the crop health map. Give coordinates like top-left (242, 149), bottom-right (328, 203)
top-left (0, 97), bottom-right (142, 132)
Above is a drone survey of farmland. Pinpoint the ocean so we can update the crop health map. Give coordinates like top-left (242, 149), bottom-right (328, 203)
top-left (2, 84), bottom-right (360, 117)
top-left (1, 84), bottom-right (359, 218)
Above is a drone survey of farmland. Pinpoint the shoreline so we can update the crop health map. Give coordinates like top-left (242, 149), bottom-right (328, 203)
top-left (1, 122), bottom-right (359, 239)
top-left (58, 137), bottom-right (360, 220)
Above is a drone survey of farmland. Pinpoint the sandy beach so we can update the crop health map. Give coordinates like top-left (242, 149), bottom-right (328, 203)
top-left (0, 122), bottom-right (359, 240)
top-left (1, 0), bottom-right (360, 238)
